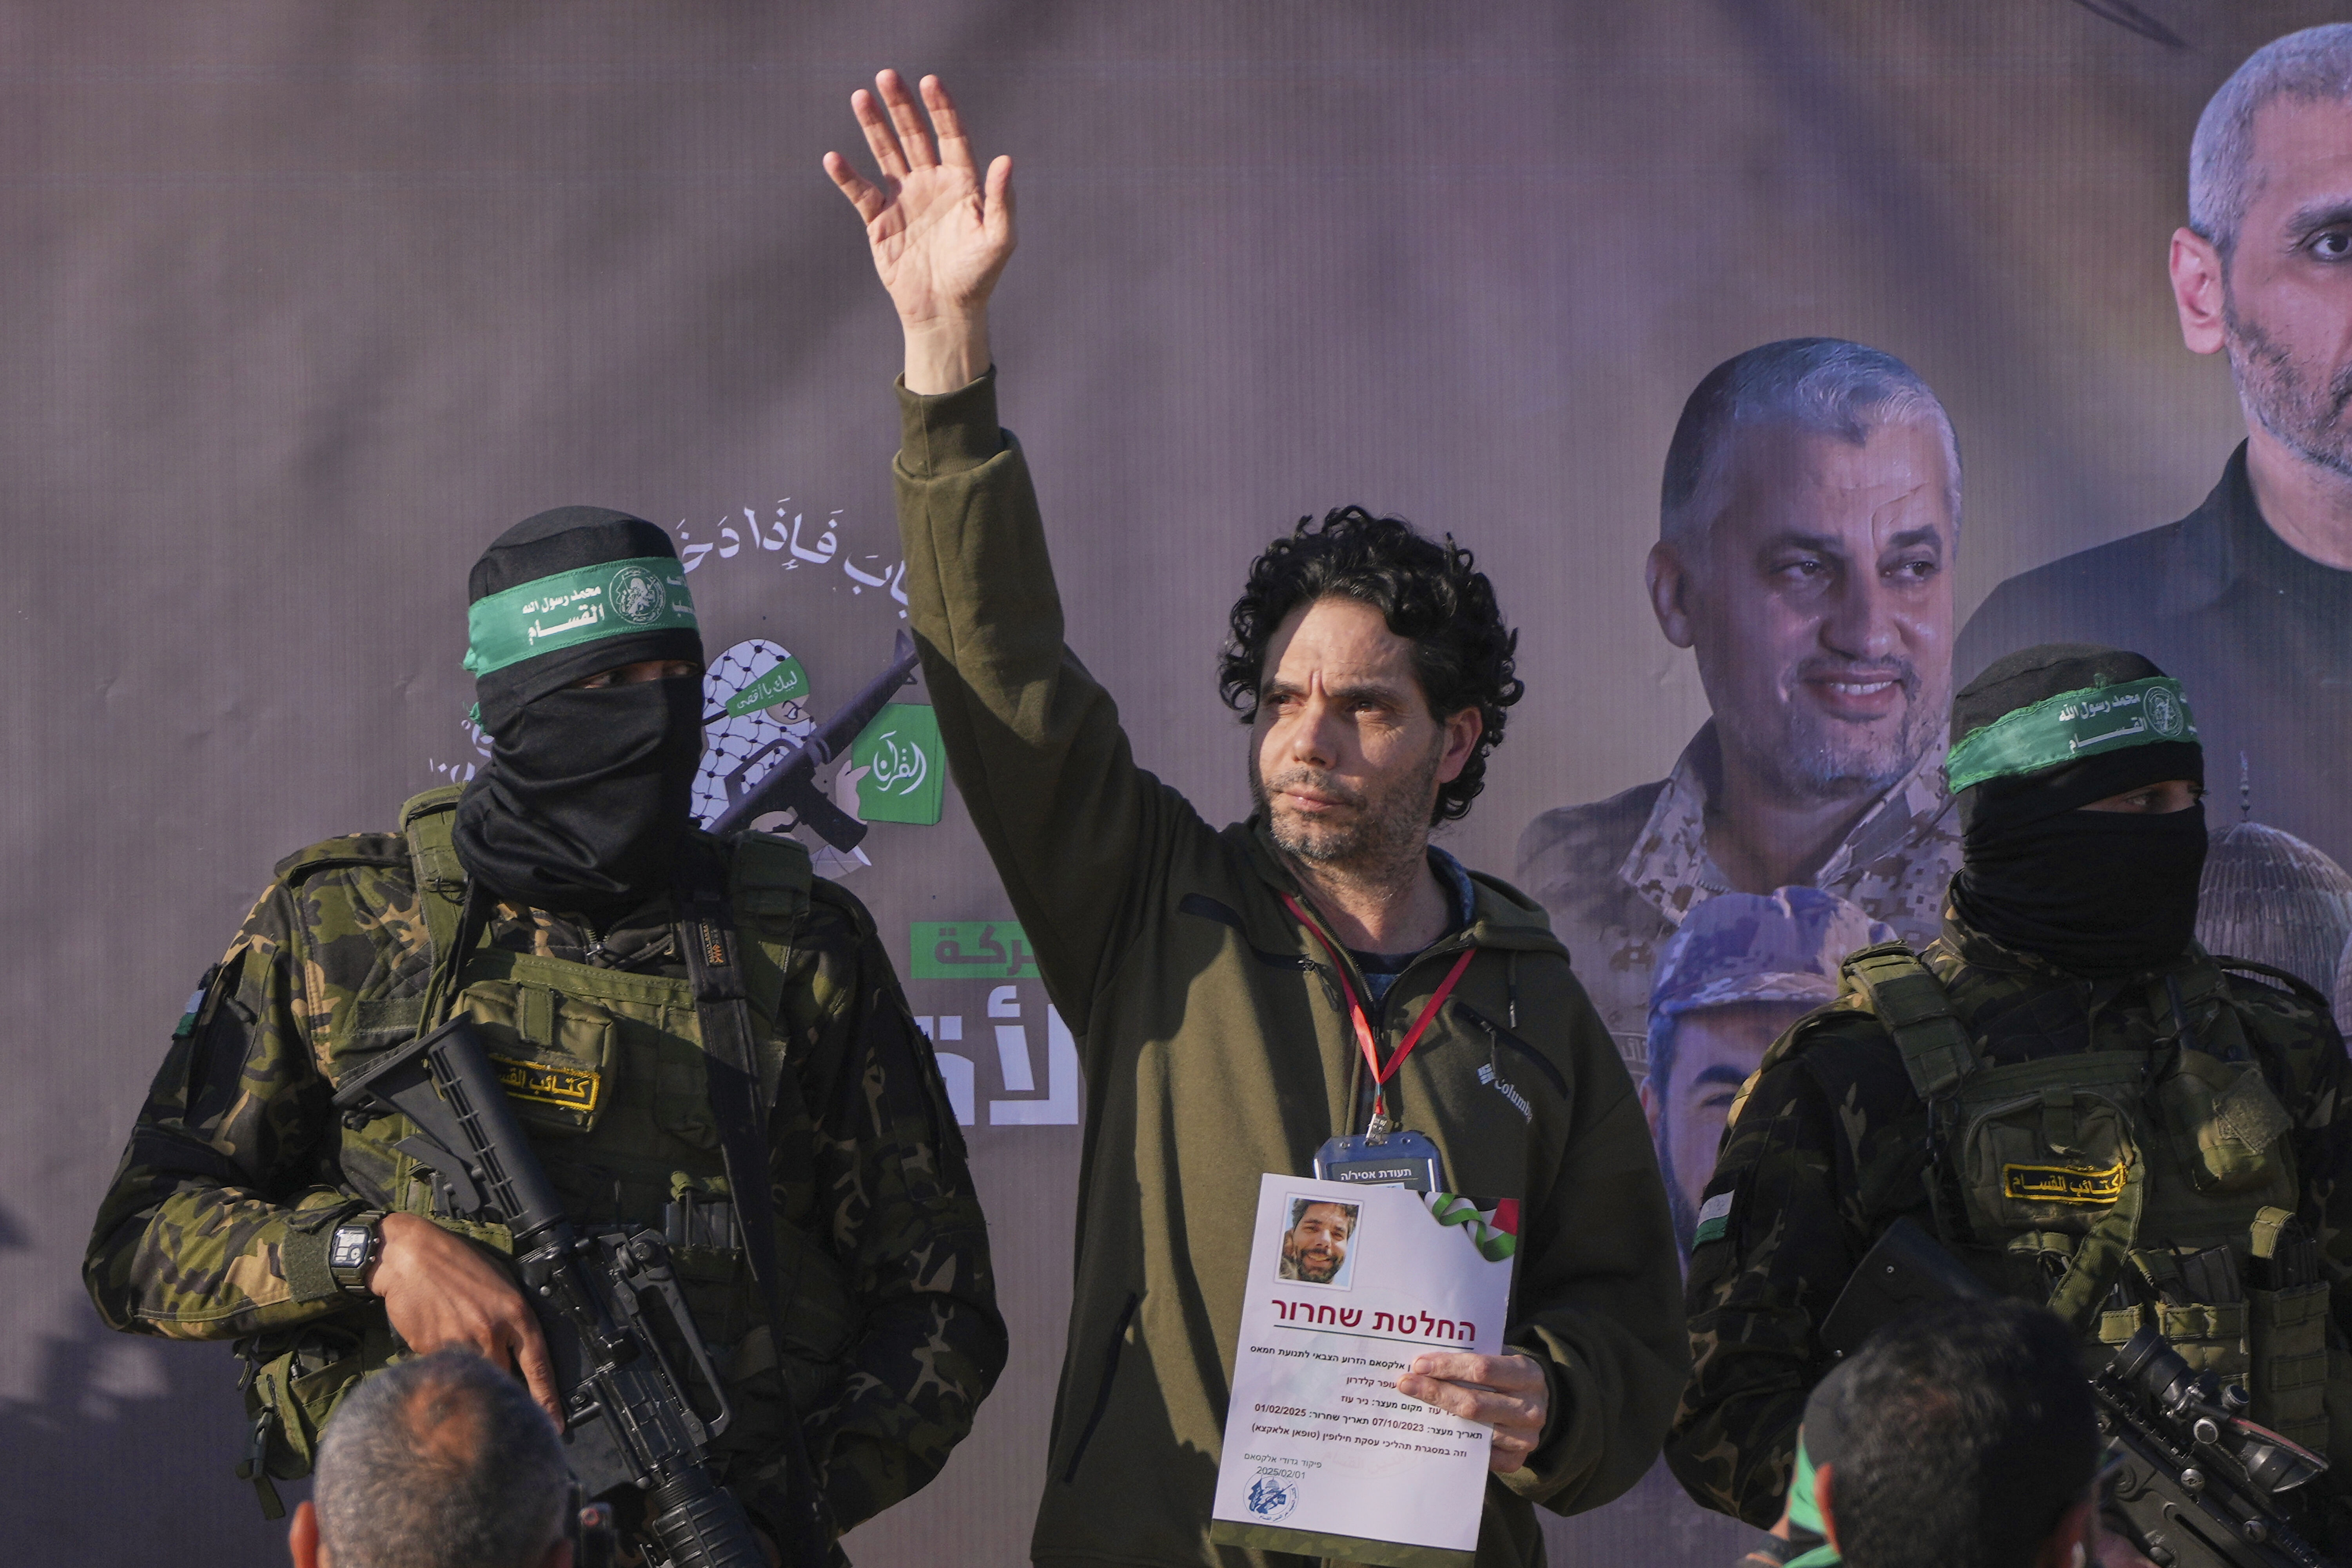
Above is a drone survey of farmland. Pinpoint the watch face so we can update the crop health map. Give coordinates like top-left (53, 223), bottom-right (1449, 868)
top-left (330, 1227), bottom-right (370, 1270)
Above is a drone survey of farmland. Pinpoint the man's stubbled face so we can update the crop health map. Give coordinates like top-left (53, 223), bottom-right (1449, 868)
top-left (1248, 595), bottom-right (1469, 871)
top-left (1281, 1201), bottom-right (1356, 1283)
top-left (1668, 421), bottom-right (1956, 805)
top-left (2219, 98), bottom-right (2352, 481)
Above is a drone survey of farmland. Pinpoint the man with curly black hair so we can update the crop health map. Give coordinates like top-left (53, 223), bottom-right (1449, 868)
top-left (1221, 504), bottom-right (1524, 829)
top-left (829, 70), bottom-right (1684, 1568)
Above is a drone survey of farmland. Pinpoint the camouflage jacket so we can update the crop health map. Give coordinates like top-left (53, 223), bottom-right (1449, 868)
top-left (1514, 723), bottom-right (1962, 1072)
top-left (82, 819), bottom-right (1006, 1537)
top-left (1665, 904), bottom-right (2352, 1526)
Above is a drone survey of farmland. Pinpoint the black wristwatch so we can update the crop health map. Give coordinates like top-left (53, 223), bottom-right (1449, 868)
top-left (328, 1212), bottom-right (385, 1298)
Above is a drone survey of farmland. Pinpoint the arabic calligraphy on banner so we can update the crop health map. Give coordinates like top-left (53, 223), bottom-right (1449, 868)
top-left (912, 921), bottom-right (1038, 980)
top-left (849, 703), bottom-right (944, 826)
top-left (674, 499), bottom-right (910, 615)
top-left (911, 975), bottom-right (1080, 1129)
top-left (723, 654), bottom-right (809, 718)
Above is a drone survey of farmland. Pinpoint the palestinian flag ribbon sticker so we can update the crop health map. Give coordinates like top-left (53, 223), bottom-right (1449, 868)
top-left (1426, 1192), bottom-right (1518, 1262)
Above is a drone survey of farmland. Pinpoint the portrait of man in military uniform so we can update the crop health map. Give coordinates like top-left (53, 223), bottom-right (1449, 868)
top-left (1641, 887), bottom-right (1889, 1258)
top-left (1959, 25), bottom-right (2352, 873)
top-left (1517, 337), bottom-right (1964, 1069)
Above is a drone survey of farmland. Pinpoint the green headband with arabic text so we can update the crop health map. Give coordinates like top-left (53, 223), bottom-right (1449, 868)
top-left (1944, 676), bottom-right (2198, 795)
top-left (462, 556), bottom-right (699, 677)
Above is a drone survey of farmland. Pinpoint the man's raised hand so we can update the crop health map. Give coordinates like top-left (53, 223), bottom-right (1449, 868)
top-left (824, 70), bottom-right (1013, 395)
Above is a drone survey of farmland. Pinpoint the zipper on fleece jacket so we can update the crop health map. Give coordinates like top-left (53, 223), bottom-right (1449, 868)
top-left (1453, 1000), bottom-right (1569, 1097)
top-left (1301, 909), bottom-right (1480, 1137)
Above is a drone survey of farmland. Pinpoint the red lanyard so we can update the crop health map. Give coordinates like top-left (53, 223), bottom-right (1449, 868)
top-left (1281, 893), bottom-right (1477, 1134)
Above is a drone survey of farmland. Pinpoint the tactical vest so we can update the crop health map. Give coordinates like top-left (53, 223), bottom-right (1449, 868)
top-left (237, 787), bottom-right (842, 1506)
top-left (1829, 941), bottom-right (2330, 1455)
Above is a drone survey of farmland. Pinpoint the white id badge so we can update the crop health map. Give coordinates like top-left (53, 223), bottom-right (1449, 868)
top-left (1311, 1129), bottom-right (1446, 1192)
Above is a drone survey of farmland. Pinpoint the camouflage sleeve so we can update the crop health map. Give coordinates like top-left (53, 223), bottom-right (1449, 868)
top-left (82, 882), bottom-right (359, 1339)
top-left (748, 888), bottom-right (1007, 1537)
top-left (2256, 984), bottom-right (2352, 1510)
top-left (1664, 1045), bottom-right (1873, 1526)
top-left (2253, 990), bottom-right (2352, 1280)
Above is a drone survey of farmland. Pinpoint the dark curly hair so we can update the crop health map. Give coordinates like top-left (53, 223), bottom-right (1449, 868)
top-left (1219, 506), bottom-right (1523, 824)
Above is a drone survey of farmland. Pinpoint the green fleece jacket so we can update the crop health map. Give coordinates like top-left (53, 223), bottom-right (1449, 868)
top-left (891, 371), bottom-right (1686, 1568)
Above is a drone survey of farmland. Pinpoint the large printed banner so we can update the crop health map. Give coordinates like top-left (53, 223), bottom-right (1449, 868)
top-left (8, 4), bottom-right (2347, 1563)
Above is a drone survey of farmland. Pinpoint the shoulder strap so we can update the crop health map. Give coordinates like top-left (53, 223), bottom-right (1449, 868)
top-left (727, 828), bottom-right (814, 922)
top-left (399, 788), bottom-right (470, 967)
top-left (674, 836), bottom-right (829, 1567)
top-left (727, 830), bottom-right (813, 1110)
top-left (1840, 942), bottom-right (1992, 1253)
top-left (673, 837), bottom-right (789, 1311)
top-left (272, 838), bottom-right (406, 884)
top-left (398, 787), bottom-right (489, 1031)
top-left (1840, 941), bottom-right (1981, 1100)
top-left (2210, 954), bottom-right (2333, 1014)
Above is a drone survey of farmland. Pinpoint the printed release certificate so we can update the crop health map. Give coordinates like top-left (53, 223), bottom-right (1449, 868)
top-left (1209, 1173), bottom-right (1519, 1568)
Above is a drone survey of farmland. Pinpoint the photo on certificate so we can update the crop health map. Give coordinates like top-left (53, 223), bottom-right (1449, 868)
top-left (1275, 1195), bottom-right (1362, 1289)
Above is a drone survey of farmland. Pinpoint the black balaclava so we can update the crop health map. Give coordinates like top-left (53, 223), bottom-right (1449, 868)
top-left (451, 506), bottom-right (706, 912)
top-left (1947, 644), bottom-right (2206, 977)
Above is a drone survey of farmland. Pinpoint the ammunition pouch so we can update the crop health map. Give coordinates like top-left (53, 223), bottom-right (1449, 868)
top-left (1835, 941), bottom-right (2321, 1456)
top-left (233, 1316), bottom-right (404, 1519)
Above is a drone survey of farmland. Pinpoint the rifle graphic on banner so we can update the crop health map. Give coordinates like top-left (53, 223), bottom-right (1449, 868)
top-left (708, 630), bottom-right (919, 843)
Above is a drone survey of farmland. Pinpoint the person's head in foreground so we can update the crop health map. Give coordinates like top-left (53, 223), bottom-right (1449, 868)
top-left (1279, 1198), bottom-right (1356, 1284)
top-left (1223, 506), bottom-right (1522, 873)
top-left (1649, 337), bottom-right (1961, 809)
top-left (1643, 887), bottom-right (1890, 1252)
top-left (1808, 1301), bottom-right (2101, 1568)
top-left (1946, 644), bottom-right (2206, 976)
top-left (289, 1347), bottom-right (573, 1568)
top-left (456, 505), bottom-right (706, 913)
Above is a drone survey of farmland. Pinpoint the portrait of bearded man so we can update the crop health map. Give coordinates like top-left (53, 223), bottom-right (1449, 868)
top-left (1960, 23), bottom-right (2352, 873)
top-left (1277, 1200), bottom-right (1358, 1286)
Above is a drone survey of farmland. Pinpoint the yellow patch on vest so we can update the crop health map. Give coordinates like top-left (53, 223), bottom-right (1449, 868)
top-left (2002, 1161), bottom-right (2127, 1205)
top-left (491, 1054), bottom-right (601, 1114)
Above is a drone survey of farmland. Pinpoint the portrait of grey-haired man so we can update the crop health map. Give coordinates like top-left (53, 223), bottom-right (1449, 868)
top-left (1517, 338), bottom-right (1964, 1071)
top-left (1961, 24), bottom-right (2352, 876)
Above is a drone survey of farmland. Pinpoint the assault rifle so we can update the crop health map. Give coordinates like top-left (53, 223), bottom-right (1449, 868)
top-left (708, 630), bottom-right (919, 843)
top-left (334, 1017), bottom-right (819, 1568)
top-left (1821, 1219), bottom-right (2332, 1568)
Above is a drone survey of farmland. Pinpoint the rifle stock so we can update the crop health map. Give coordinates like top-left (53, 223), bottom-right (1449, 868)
top-left (334, 1017), bottom-right (820, 1568)
top-left (1820, 1219), bottom-right (2331, 1568)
